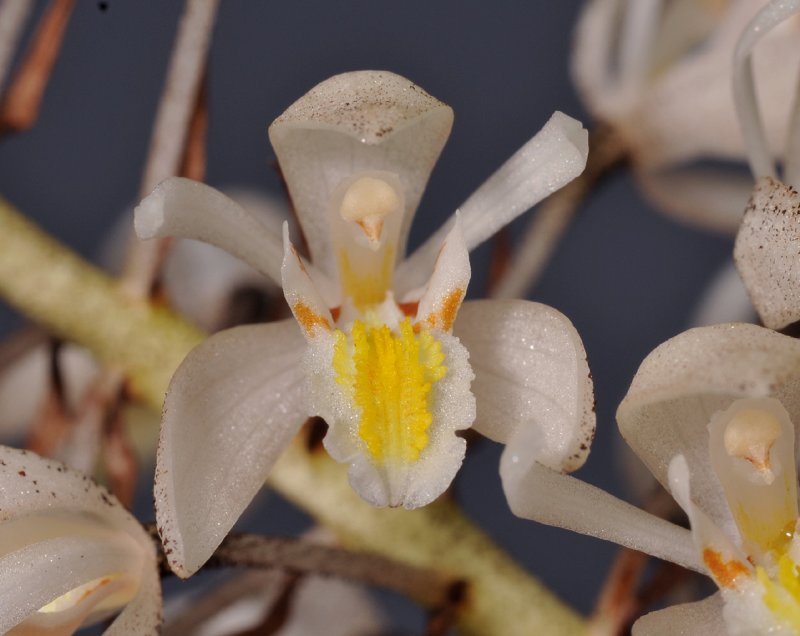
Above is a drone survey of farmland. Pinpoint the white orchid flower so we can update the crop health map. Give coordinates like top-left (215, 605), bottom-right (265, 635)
top-left (134, 69), bottom-right (595, 578)
top-left (732, 0), bottom-right (800, 331)
top-left (573, 0), bottom-right (800, 233)
top-left (0, 444), bottom-right (161, 635)
top-left (504, 321), bottom-right (800, 635)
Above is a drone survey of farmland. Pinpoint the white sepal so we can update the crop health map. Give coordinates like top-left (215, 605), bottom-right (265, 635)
top-left (269, 70), bottom-right (453, 276)
top-left (632, 593), bottom-right (726, 636)
top-left (134, 177), bottom-right (285, 285)
top-left (397, 111), bottom-right (588, 292)
top-left (617, 323), bottom-right (800, 534)
top-left (154, 319), bottom-right (307, 578)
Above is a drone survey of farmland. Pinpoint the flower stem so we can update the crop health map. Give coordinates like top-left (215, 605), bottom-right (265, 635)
top-left (0, 196), bottom-right (585, 635)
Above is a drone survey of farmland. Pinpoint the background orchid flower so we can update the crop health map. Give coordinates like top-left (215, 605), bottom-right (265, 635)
top-left (732, 0), bottom-right (800, 331)
top-left (0, 444), bottom-right (161, 635)
top-left (573, 0), bottom-right (800, 233)
top-left (134, 69), bottom-right (594, 578)
top-left (504, 321), bottom-right (800, 634)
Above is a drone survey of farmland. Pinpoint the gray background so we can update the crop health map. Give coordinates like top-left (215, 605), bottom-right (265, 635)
top-left (0, 1), bottom-right (733, 630)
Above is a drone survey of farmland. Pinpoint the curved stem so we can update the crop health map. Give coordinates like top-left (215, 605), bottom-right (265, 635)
top-left (0, 196), bottom-right (584, 635)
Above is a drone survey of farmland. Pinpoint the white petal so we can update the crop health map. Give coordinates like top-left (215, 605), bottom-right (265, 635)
top-left (154, 319), bottom-right (307, 577)
top-left (625, 2), bottom-right (796, 170)
top-left (668, 455), bottom-right (752, 587)
top-left (734, 177), bottom-right (800, 330)
top-left (281, 224), bottom-right (335, 340)
top-left (498, 459), bottom-right (700, 571)
top-left (396, 111), bottom-right (589, 291)
top-left (635, 167), bottom-right (755, 235)
top-left (632, 593), bottom-right (726, 636)
top-left (162, 189), bottom-right (290, 331)
top-left (455, 299), bottom-right (595, 472)
top-left (269, 70), bottom-right (453, 276)
top-left (0, 445), bottom-right (159, 634)
top-left (617, 323), bottom-right (800, 532)
top-left (134, 177), bottom-right (285, 286)
top-left (571, 0), bottom-right (629, 120)
top-left (0, 536), bottom-right (140, 634)
top-left (733, 0), bottom-right (800, 180)
top-left (690, 261), bottom-right (755, 327)
top-left (414, 217), bottom-right (470, 333)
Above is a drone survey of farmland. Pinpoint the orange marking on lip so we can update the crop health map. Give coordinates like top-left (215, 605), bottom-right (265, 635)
top-left (703, 548), bottom-right (750, 589)
top-left (397, 301), bottom-right (419, 318)
top-left (77, 577), bottom-right (112, 603)
top-left (425, 288), bottom-right (464, 331)
top-left (293, 302), bottom-right (331, 335)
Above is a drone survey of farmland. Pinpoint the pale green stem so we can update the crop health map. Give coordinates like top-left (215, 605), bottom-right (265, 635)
top-left (0, 196), bottom-right (584, 635)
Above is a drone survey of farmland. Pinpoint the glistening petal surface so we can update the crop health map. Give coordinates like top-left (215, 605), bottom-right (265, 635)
top-left (632, 593), bottom-right (726, 636)
top-left (498, 459), bottom-right (700, 571)
top-left (269, 70), bottom-right (453, 275)
top-left (734, 177), bottom-right (800, 330)
top-left (134, 177), bottom-right (285, 286)
top-left (396, 111), bottom-right (588, 292)
top-left (0, 445), bottom-right (160, 635)
top-left (454, 299), bottom-right (594, 471)
top-left (617, 323), bottom-right (800, 532)
top-left (154, 320), bottom-right (307, 577)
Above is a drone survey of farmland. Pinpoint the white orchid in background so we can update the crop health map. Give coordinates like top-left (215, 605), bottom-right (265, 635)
top-left (573, 0), bottom-right (800, 233)
top-left (0, 444), bottom-right (161, 635)
top-left (134, 70), bottom-right (596, 578)
top-left (732, 0), bottom-right (800, 331)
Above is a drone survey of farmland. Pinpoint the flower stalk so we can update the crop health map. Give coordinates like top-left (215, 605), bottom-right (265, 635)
top-left (0, 194), bottom-right (584, 635)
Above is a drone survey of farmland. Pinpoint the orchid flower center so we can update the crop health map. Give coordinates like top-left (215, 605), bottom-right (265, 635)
top-left (282, 169), bottom-right (474, 507)
top-left (701, 398), bottom-right (800, 633)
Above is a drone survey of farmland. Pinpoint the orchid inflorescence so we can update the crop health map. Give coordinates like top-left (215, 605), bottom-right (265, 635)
top-left (3, 1), bottom-right (800, 635)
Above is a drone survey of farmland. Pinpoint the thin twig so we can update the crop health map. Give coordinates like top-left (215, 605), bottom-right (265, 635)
top-left (0, 0), bottom-right (33, 96)
top-left (491, 126), bottom-right (627, 299)
top-left (121, 0), bottom-right (218, 298)
top-left (0, 0), bottom-right (74, 133)
top-left (586, 548), bottom-right (648, 636)
top-left (206, 533), bottom-right (457, 607)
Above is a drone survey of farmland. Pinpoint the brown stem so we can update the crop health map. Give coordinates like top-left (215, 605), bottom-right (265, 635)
top-left (121, 0), bottom-right (218, 298)
top-left (206, 533), bottom-right (458, 607)
top-left (586, 549), bottom-right (648, 636)
top-left (0, 0), bottom-right (33, 96)
top-left (0, 0), bottom-right (74, 133)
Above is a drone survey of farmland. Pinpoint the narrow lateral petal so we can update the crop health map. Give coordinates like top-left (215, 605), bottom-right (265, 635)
top-left (396, 111), bottom-right (588, 292)
top-left (134, 177), bottom-right (285, 286)
top-left (281, 224), bottom-right (335, 340)
top-left (499, 459), bottom-right (700, 571)
top-left (154, 319), bottom-right (307, 577)
top-left (455, 299), bottom-right (594, 472)
top-left (617, 323), bottom-right (800, 532)
top-left (632, 593), bottom-right (726, 636)
top-left (269, 70), bottom-right (454, 275)
top-left (734, 177), bottom-right (800, 329)
top-left (414, 217), bottom-right (470, 334)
